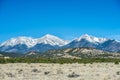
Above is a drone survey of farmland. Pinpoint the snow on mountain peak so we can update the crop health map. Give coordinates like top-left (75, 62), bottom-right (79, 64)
top-left (37, 34), bottom-right (68, 46)
top-left (44, 34), bottom-right (55, 37)
top-left (0, 34), bottom-right (69, 48)
top-left (77, 34), bottom-right (108, 44)
top-left (0, 34), bottom-right (108, 48)
top-left (0, 36), bottom-right (37, 48)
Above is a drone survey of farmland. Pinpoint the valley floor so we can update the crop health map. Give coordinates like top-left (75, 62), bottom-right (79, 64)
top-left (0, 63), bottom-right (120, 80)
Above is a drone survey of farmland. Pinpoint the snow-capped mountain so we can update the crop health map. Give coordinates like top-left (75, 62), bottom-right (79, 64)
top-left (28, 34), bottom-right (69, 52)
top-left (64, 34), bottom-right (120, 52)
top-left (1, 34), bottom-right (120, 53)
top-left (37, 34), bottom-right (68, 46)
top-left (64, 34), bottom-right (108, 48)
top-left (0, 34), bottom-right (68, 53)
top-left (76, 34), bottom-right (108, 44)
top-left (0, 37), bottom-right (37, 48)
top-left (0, 34), bottom-right (68, 47)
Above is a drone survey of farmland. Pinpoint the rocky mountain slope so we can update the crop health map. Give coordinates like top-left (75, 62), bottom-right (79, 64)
top-left (26, 48), bottom-right (120, 58)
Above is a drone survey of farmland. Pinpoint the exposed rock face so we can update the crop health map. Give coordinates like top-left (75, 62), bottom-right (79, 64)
top-left (39, 48), bottom-right (120, 58)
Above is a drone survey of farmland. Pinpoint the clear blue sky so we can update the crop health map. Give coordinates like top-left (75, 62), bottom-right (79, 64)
top-left (0, 0), bottom-right (120, 42)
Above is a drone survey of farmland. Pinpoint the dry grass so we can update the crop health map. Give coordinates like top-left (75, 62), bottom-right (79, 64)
top-left (0, 63), bottom-right (120, 80)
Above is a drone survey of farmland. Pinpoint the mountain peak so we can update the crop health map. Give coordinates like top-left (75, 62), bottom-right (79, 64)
top-left (0, 36), bottom-right (37, 48)
top-left (38, 34), bottom-right (68, 46)
top-left (42, 34), bottom-right (58, 39)
top-left (81, 34), bottom-right (90, 37)
top-left (80, 34), bottom-right (91, 39)
top-left (77, 34), bottom-right (108, 44)
top-left (14, 36), bottom-right (33, 41)
top-left (44, 34), bottom-right (54, 37)
top-left (0, 34), bottom-right (69, 48)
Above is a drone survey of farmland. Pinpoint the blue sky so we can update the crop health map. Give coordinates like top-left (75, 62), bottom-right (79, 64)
top-left (0, 0), bottom-right (120, 42)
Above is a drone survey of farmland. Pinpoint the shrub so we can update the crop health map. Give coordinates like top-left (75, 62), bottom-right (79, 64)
top-left (116, 71), bottom-right (120, 75)
top-left (32, 69), bottom-right (38, 72)
top-left (44, 71), bottom-right (50, 75)
top-left (67, 72), bottom-right (80, 78)
top-left (114, 61), bottom-right (119, 65)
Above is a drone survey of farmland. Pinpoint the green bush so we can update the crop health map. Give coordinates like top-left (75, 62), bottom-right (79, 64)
top-left (114, 61), bottom-right (119, 65)
top-left (0, 57), bottom-right (120, 64)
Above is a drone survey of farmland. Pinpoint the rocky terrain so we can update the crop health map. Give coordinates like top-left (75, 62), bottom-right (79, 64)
top-left (0, 63), bottom-right (120, 80)
top-left (27, 48), bottom-right (120, 58)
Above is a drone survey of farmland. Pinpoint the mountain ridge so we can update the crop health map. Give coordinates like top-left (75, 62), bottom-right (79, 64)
top-left (0, 34), bottom-right (120, 53)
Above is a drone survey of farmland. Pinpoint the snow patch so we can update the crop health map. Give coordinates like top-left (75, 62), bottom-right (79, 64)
top-left (76, 34), bottom-right (108, 44)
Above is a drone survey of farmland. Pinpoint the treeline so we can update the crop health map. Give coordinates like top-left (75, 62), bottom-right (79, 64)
top-left (0, 52), bottom-right (23, 57)
top-left (0, 57), bottom-right (120, 64)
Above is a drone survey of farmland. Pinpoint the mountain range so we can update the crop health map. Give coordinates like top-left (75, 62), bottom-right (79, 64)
top-left (0, 34), bottom-right (120, 54)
